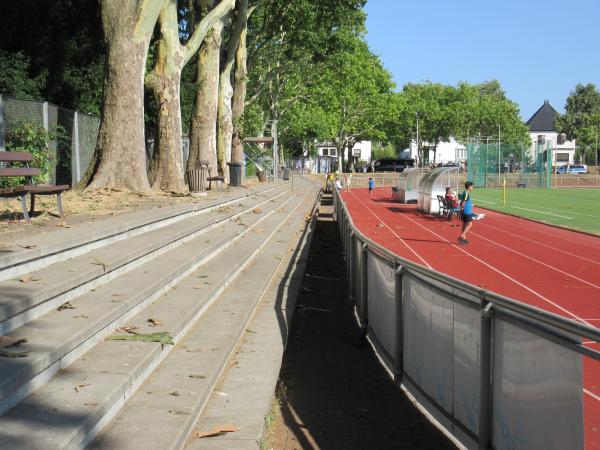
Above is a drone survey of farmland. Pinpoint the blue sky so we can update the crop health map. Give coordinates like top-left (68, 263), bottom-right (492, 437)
top-left (364, 0), bottom-right (600, 120)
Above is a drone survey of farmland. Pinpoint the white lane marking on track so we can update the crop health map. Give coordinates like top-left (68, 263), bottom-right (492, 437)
top-left (510, 206), bottom-right (574, 219)
top-left (478, 222), bottom-right (600, 266)
top-left (470, 231), bottom-right (600, 290)
top-left (584, 389), bottom-right (600, 403)
top-left (389, 207), bottom-right (594, 327)
top-left (476, 199), bottom-right (496, 205)
top-left (479, 207), bottom-right (600, 251)
top-left (346, 191), bottom-right (433, 269)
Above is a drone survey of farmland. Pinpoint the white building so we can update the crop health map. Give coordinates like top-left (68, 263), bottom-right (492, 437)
top-left (525, 100), bottom-right (576, 166)
top-left (316, 140), bottom-right (372, 163)
top-left (408, 137), bottom-right (466, 166)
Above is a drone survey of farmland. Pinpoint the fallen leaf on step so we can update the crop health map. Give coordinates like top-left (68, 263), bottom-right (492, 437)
top-left (252, 208), bottom-right (262, 214)
top-left (107, 332), bottom-right (173, 345)
top-left (147, 318), bottom-right (162, 327)
top-left (169, 391), bottom-right (181, 396)
top-left (196, 274), bottom-right (208, 279)
top-left (169, 410), bottom-right (191, 415)
top-left (59, 222), bottom-right (72, 228)
top-left (73, 315), bottom-right (89, 319)
top-left (19, 275), bottom-right (32, 283)
top-left (57, 301), bottom-right (75, 311)
top-left (18, 244), bottom-right (37, 249)
top-left (193, 284), bottom-right (203, 289)
top-left (74, 384), bottom-right (90, 393)
top-left (196, 425), bottom-right (238, 439)
top-left (116, 325), bottom-right (138, 334)
top-left (188, 374), bottom-right (206, 379)
top-left (0, 336), bottom-right (27, 348)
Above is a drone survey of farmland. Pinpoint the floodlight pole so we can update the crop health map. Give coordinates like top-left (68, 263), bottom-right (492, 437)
top-left (498, 125), bottom-right (501, 184)
top-left (416, 112), bottom-right (420, 168)
top-left (595, 129), bottom-right (598, 185)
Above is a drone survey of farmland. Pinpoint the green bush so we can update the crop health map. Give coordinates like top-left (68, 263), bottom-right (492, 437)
top-left (1, 122), bottom-right (53, 188)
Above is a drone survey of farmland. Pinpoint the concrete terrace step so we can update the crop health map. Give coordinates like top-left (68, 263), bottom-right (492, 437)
top-left (187, 194), bottom-right (316, 450)
top-left (0, 181), bottom-right (312, 417)
top-left (0, 185), bottom-right (292, 334)
top-left (0, 182), bottom-right (286, 282)
top-left (0, 181), bottom-right (318, 450)
top-left (89, 189), bottom-right (318, 450)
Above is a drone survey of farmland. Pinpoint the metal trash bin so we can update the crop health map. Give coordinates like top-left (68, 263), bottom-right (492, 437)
top-left (282, 167), bottom-right (290, 180)
top-left (227, 162), bottom-right (243, 187)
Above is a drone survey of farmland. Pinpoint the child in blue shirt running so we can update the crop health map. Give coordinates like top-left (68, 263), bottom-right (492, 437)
top-left (368, 177), bottom-right (374, 197)
top-left (458, 181), bottom-right (484, 244)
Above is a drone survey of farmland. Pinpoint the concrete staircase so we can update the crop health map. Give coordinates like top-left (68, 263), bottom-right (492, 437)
top-left (0, 179), bottom-right (319, 449)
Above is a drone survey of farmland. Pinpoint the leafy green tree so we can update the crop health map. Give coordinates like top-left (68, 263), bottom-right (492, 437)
top-left (0, 51), bottom-right (44, 99)
top-left (555, 83), bottom-right (600, 163)
top-left (0, 0), bottom-right (105, 114)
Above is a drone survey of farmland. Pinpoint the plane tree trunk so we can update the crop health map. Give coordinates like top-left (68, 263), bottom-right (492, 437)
top-left (187, 14), bottom-right (224, 175)
top-left (217, 0), bottom-right (248, 184)
top-left (84, 0), bottom-right (164, 192)
top-left (147, 0), bottom-right (234, 191)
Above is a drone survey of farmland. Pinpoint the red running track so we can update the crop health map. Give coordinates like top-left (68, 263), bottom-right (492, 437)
top-left (340, 188), bottom-right (600, 449)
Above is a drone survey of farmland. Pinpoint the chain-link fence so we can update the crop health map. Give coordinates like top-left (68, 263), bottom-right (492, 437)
top-left (0, 94), bottom-right (100, 186)
top-left (467, 142), bottom-right (553, 188)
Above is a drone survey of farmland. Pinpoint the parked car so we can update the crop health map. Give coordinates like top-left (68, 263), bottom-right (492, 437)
top-left (373, 158), bottom-right (415, 172)
top-left (555, 164), bottom-right (588, 174)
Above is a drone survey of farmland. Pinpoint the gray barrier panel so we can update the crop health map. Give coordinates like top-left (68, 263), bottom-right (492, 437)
top-left (453, 302), bottom-right (480, 434)
top-left (367, 253), bottom-right (396, 359)
top-left (492, 319), bottom-right (583, 450)
top-left (403, 275), bottom-right (453, 413)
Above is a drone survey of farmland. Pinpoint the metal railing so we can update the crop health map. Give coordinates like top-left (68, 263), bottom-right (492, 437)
top-left (333, 189), bottom-right (600, 450)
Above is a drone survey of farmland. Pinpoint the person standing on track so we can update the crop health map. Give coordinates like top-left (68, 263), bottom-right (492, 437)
top-left (458, 181), bottom-right (477, 244)
top-left (368, 177), bottom-right (374, 197)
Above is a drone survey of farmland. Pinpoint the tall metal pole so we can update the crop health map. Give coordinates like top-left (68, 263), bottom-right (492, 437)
top-left (416, 112), bottom-right (420, 168)
top-left (485, 137), bottom-right (489, 188)
top-left (498, 125), bottom-right (501, 185)
top-left (594, 128), bottom-right (598, 184)
top-left (272, 120), bottom-right (278, 180)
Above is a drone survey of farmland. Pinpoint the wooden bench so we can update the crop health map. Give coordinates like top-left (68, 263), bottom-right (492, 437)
top-left (0, 151), bottom-right (69, 223)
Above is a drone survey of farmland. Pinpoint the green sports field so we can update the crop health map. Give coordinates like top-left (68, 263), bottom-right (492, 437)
top-left (473, 188), bottom-right (600, 235)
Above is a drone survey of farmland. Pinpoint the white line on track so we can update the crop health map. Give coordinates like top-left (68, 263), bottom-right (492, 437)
top-left (584, 389), bottom-right (600, 403)
top-left (375, 201), bottom-right (595, 327)
top-left (346, 191), bottom-right (432, 269)
top-left (510, 206), bottom-right (574, 219)
top-left (470, 231), bottom-right (600, 290)
top-left (476, 199), bottom-right (496, 205)
top-left (477, 222), bottom-right (600, 266)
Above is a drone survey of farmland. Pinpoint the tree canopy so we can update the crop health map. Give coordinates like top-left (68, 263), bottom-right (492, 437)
top-left (0, 0), bottom-right (540, 189)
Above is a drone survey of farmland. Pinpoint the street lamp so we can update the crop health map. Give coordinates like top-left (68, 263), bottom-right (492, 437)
top-left (416, 112), bottom-right (420, 168)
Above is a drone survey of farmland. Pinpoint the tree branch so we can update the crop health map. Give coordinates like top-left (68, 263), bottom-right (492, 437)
top-left (183, 0), bottom-right (235, 65)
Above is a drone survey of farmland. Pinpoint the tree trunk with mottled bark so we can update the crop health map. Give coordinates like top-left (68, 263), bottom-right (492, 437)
top-left (85, 0), bottom-right (164, 192)
top-left (147, 0), bottom-right (234, 191)
top-left (231, 6), bottom-right (254, 165)
top-left (217, 0), bottom-right (248, 184)
top-left (187, 18), bottom-right (224, 175)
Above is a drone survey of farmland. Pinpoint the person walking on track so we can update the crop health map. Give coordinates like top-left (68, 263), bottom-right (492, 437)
top-left (458, 181), bottom-right (484, 245)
